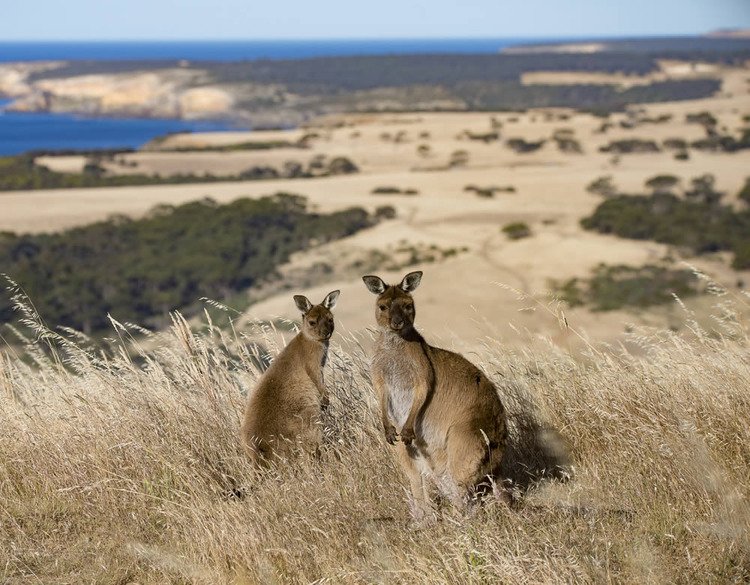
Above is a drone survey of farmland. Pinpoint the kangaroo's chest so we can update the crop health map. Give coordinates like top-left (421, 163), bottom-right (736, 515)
top-left (374, 344), bottom-right (421, 430)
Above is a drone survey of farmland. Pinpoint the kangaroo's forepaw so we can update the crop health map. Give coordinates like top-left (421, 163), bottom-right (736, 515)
top-left (384, 424), bottom-right (398, 445)
top-left (400, 426), bottom-right (415, 445)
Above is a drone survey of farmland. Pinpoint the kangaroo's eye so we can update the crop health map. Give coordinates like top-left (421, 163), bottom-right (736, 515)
top-left (379, 304), bottom-right (387, 311)
top-left (309, 320), bottom-right (317, 326)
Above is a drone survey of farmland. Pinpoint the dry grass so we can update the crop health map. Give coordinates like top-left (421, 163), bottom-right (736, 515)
top-left (1, 283), bottom-right (749, 584)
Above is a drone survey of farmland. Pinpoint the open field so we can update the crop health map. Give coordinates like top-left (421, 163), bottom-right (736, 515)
top-left (1, 295), bottom-right (749, 583)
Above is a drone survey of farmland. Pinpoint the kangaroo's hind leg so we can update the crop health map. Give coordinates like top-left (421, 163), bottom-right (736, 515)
top-left (397, 442), bottom-right (435, 523)
top-left (444, 424), bottom-right (504, 512)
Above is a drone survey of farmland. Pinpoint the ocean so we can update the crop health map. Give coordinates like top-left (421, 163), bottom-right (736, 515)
top-left (0, 99), bottom-right (237, 156)
top-left (0, 39), bottom-right (545, 63)
top-left (0, 39), bottom-right (554, 155)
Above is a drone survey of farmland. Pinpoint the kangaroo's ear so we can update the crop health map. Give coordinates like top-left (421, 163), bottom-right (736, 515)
top-left (293, 295), bottom-right (313, 314)
top-left (362, 275), bottom-right (386, 295)
top-left (399, 271), bottom-right (423, 292)
top-left (322, 290), bottom-right (340, 310)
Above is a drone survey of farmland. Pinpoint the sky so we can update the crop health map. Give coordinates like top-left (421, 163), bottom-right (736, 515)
top-left (1, 0), bottom-right (749, 41)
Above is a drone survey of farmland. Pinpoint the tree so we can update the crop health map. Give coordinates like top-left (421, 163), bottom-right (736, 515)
top-left (685, 174), bottom-right (723, 205)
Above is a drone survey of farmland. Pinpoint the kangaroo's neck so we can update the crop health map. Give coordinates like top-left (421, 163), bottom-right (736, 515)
top-left (380, 326), bottom-right (425, 346)
top-left (293, 333), bottom-right (329, 365)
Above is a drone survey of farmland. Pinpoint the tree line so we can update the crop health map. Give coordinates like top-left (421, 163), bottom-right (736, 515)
top-left (0, 193), bottom-right (376, 334)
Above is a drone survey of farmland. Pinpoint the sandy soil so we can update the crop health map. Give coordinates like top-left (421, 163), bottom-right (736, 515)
top-left (2, 64), bottom-right (749, 350)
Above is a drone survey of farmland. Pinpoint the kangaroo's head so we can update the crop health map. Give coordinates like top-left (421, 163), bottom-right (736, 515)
top-left (293, 290), bottom-right (340, 342)
top-left (362, 271), bottom-right (422, 334)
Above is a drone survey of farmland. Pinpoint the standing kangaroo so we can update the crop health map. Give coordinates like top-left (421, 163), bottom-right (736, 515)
top-left (241, 290), bottom-right (340, 463)
top-left (362, 271), bottom-right (507, 517)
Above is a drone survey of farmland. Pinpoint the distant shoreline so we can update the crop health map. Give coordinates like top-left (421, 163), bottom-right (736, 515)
top-left (1, 36), bottom-right (747, 155)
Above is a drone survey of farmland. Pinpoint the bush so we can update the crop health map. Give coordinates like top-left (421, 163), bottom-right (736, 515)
top-left (586, 176), bottom-right (617, 198)
top-left (506, 138), bottom-right (545, 153)
top-left (685, 111), bottom-right (718, 127)
top-left (374, 205), bottom-right (397, 220)
top-left (326, 156), bottom-right (359, 175)
top-left (645, 174), bottom-right (680, 194)
top-left (465, 185), bottom-right (517, 198)
top-left (449, 150), bottom-right (470, 167)
top-left (371, 187), bottom-right (419, 196)
top-left (599, 139), bottom-right (660, 154)
top-left (663, 138), bottom-right (688, 150)
top-left (502, 222), bottom-right (532, 240)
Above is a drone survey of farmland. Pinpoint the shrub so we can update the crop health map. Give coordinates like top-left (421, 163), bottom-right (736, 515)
top-left (326, 156), bottom-right (359, 175)
top-left (553, 136), bottom-right (583, 154)
top-left (371, 187), bottom-right (419, 196)
top-left (599, 139), bottom-right (660, 154)
top-left (663, 138), bottom-right (688, 150)
top-left (374, 205), bottom-right (397, 220)
top-left (686, 111), bottom-right (718, 127)
top-left (502, 222), bottom-right (532, 240)
top-left (450, 150), bottom-right (470, 167)
top-left (586, 176), bottom-right (617, 198)
top-left (464, 131), bottom-right (500, 143)
top-left (465, 185), bottom-right (517, 198)
top-left (506, 138), bottom-right (545, 153)
top-left (645, 174), bottom-right (680, 194)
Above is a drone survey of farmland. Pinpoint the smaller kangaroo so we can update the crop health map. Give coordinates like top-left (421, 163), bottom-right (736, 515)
top-left (241, 290), bottom-right (340, 463)
top-left (363, 271), bottom-right (507, 518)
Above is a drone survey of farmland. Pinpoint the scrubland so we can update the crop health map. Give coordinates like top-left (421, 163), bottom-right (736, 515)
top-left (1, 282), bottom-right (749, 584)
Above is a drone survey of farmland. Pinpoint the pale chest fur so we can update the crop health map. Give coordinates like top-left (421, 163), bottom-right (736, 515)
top-left (372, 333), bottom-right (421, 430)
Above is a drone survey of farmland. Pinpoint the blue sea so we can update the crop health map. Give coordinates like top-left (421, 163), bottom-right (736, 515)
top-left (0, 39), bottom-right (543, 63)
top-left (0, 39), bottom-right (551, 156)
top-left (0, 99), bottom-right (239, 156)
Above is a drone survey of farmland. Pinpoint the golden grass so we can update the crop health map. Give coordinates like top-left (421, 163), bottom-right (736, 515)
top-left (1, 284), bottom-right (749, 584)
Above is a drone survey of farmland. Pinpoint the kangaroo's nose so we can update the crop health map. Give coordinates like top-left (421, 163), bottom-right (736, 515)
top-left (392, 319), bottom-right (403, 329)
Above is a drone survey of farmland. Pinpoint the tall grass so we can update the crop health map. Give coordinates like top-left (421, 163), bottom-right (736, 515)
top-left (1, 281), bottom-right (749, 584)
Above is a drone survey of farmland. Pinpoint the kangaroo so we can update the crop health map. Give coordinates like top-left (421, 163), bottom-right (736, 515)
top-left (362, 271), bottom-right (507, 517)
top-left (241, 290), bottom-right (340, 463)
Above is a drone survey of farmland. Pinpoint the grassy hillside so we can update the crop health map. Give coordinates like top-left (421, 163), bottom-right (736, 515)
top-left (0, 291), bottom-right (748, 583)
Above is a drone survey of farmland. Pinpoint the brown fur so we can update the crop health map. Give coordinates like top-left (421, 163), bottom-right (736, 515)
top-left (241, 290), bottom-right (339, 463)
top-left (363, 272), bottom-right (507, 517)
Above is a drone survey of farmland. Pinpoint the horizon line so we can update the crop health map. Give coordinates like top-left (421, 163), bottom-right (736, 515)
top-left (0, 32), bottom-right (728, 43)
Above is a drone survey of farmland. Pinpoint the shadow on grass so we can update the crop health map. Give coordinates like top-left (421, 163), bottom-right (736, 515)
top-left (498, 383), bottom-right (574, 499)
